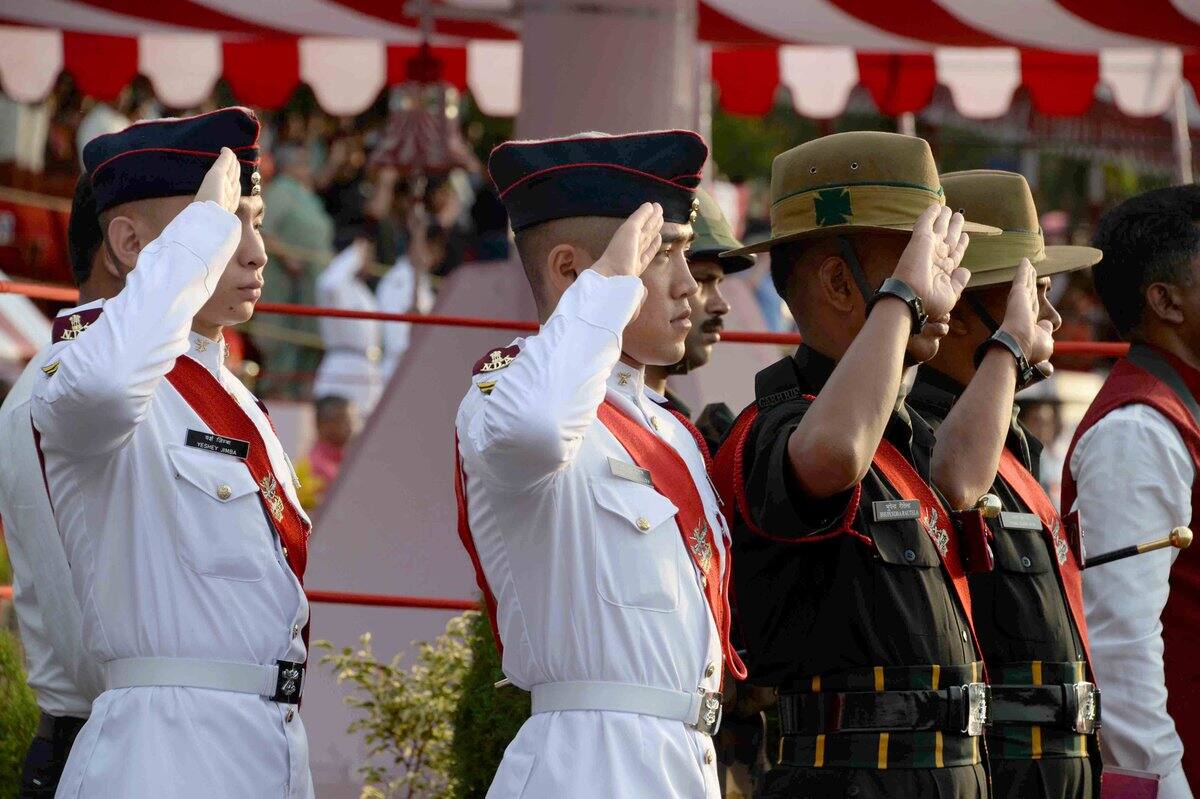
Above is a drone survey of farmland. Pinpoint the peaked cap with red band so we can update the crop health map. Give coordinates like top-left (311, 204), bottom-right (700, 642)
top-left (83, 106), bottom-right (262, 213)
top-left (488, 130), bottom-right (708, 232)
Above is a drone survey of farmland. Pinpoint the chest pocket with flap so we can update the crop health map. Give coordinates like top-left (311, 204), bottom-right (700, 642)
top-left (167, 443), bottom-right (270, 581)
top-left (590, 476), bottom-right (682, 612)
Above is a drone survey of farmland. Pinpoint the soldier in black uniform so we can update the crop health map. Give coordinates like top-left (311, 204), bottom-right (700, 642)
top-left (645, 188), bottom-right (754, 456)
top-left (713, 132), bottom-right (999, 797)
top-left (909, 170), bottom-right (1102, 798)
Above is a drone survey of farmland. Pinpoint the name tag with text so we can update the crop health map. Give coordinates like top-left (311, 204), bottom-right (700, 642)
top-left (1000, 511), bottom-right (1043, 531)
top-left (608, 457), bottom-right (653, 486)
top-left (185, 429), bottom-right (250, 460)
top-left (872, 499), bottom-right (921, 522)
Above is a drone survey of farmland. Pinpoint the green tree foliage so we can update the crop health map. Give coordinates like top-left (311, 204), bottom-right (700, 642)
top-left (317, 615), bottom-right (473, 799)
top-left (448, 609), bottom-right (529, 799)
top-left (0, 629), bottom-right (38, 799)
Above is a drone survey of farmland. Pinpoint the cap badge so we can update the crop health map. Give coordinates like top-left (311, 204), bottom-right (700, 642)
top-left (814, 188), bottom-right (853, 227)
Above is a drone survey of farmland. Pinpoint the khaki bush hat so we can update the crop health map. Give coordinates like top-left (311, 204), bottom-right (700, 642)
top-left (941, 170), bottom-right (1101, 288)
top-left (689, 188), bottom-right (755, 274)
top-left (723, 131), bottom-right (1000, 258)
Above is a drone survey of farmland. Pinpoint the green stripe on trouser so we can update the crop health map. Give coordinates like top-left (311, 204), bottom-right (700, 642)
top-left (988, 661), bottom-right (1089, 760)
top-left (780, 662), bottom-right (985, 769)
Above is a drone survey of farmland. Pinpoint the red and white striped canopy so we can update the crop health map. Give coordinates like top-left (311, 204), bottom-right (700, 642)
top-left (0, 0), bottom-right (1196, 119)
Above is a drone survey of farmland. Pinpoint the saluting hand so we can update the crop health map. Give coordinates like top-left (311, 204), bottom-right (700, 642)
top-left (1000, 259), bottom-right (1055, 374)
top-left (591, 202), bottom-right (664, 279)
top-left (893, 204), bottom-right (971, 323)
top-left (195, 147), bottom-right (242, 214)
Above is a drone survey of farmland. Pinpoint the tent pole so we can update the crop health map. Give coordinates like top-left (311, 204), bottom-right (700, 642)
top-left (1173, 83), bottom-right (1193, 186)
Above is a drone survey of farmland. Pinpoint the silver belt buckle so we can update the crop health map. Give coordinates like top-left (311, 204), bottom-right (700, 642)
top-left (1072, 682), bottom-right (1100, 734)
top-left (694, 690), bottom-right (723, 736)
top-left (962, 683), bottom-right (989, 737)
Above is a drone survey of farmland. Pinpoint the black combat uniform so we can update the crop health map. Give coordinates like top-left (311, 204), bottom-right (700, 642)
top-left (909, 367), bottom-right (1099, 799)
top-left (728, 347), bottom-right (988, 798)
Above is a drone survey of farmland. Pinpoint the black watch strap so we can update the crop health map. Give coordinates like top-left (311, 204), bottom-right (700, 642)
top-left (866, 277), bottom-right (928, 335)
top-left (975, 330), bottom-right (1043, 390)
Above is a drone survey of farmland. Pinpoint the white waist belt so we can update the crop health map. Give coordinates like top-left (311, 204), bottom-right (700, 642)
top-left (104, 657), bottom-right (305, 704)
top-left (531, 681), bottom-right (723, 735)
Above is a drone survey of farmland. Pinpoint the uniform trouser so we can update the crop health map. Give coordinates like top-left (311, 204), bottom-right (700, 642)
top-left (19, 713), bottom-right (85, 798)
top-left (991, 756), bottom-right (1097, 799)
top-left (755, 763), bottom-right (989, 798)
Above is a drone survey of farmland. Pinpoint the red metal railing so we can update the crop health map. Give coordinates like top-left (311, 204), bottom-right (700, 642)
top-left (0, 278), bottom-right (1131, 611)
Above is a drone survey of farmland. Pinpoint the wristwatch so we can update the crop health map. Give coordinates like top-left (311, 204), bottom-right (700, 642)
top-left (974, 330), bottom-right (1043, 390)
top-left (866, 278), bottom-right (928, 335)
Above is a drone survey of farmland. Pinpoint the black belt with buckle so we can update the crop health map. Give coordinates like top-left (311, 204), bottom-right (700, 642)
top-left (989, 682), bottom-right (1100, 734)
top-left (271, 660), bottom-right (306, 705)
top-left (778, 683), bottom-right (991, 737)
top-left (35, 712), bottom-right (87, 742)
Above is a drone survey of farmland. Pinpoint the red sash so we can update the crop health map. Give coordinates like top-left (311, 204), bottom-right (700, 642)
top-left (165, 356), bottom-right (309, 582)
top-left (714, 403), bottom-right (982, 660)
top-left (997, 448), bottom-right (1092, 667)
top-left (872, 439), bottom-right (982, 659)
top-left (597, 400), bottom-right (747, 680)
top-left (454, 436), bottom-right (504, 652)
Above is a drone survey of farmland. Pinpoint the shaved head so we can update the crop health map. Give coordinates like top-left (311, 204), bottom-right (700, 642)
top-left (514, 216), bottom-right (623, 305)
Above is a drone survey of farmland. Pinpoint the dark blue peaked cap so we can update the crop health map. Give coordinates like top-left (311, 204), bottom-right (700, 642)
top-left (488, 130), bottom-right (708, 232)
top-left (83, 107), bottom-right (262, 213)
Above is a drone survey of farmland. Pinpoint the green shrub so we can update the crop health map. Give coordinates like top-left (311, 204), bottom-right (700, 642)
top-left (0, 628), bottom-right (37, 799)
top-left (0, 534), bottom-right (12, 586)
top-left (448, 609), bottom-right (529, 799)
top-left (317, 614), bottom-right (473, 799)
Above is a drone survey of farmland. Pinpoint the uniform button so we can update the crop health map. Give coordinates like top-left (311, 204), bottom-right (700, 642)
top-left (1021, 556), bottom-right (1032, 569)
top-left (282, 546), bottom-right (289, 557)
top-left (285, 708), bottom-right (295, 723)
top-left (636, 517), bottom-right (651, 532)
top-left (292, 624), bottom-right (300, 639)
top-left (903, 549), bottom-right (916, 562)
top-left (705, 662), bottom-right (716, 678)
top-left (961, 630), bottom-right (969, 643)
top-left (704, 750), bottom-right (714, 765)
top-left (650, 417), bottom-right (661, 431)
top-left (216, 484), bottom-right (232, 501)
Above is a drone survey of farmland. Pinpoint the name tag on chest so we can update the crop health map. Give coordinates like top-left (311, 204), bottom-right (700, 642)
top-left (999, 511), bottom-right (1043, 531)
top-left (185, 429), bottom-right (250, 460)
top-left (608, 457), bottom-right (652, 486)
top-left (872, 499), bottom-right (921, 522)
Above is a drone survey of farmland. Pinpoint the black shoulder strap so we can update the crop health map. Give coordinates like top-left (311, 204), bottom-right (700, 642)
top-left (1126, 344), bottom-right (1200, 427)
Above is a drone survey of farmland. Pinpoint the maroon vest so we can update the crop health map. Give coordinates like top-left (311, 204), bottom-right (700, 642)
top-left (1062, 345), bottom-right (1200, 786)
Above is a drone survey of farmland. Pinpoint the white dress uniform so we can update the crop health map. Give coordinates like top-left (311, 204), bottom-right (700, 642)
top-left (0, 335), bottom-right (104, 719)
top-left (456, 269), bottom-right (727, 799)
top-left (377, 255), bottom-right (434, 380)
top-left (1070, 405), bottom-right (1194, 798)
top-left (313, 242), bottom-right (384, 414)
top-left (31, 202), bottom-right (313, 799)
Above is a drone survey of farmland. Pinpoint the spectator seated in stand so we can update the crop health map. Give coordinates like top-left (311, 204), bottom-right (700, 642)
top-left (294, 395), bottom-right (359, 511)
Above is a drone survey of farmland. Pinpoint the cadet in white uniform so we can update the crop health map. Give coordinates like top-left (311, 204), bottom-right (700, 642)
top-left (0, 176), bottom-right (111, 798)
top-left (32, 109), bottom-right (313, 799)
top-left (312, 238), bottom-right (383, 414)
top-left (456, 131), bottom-right (744, 798)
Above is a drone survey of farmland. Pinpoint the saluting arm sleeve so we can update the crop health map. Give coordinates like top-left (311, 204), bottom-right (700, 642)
top-left (31, 201), bottom-right (241, 456)
top-left (465, 269), bottom-right (645, 490)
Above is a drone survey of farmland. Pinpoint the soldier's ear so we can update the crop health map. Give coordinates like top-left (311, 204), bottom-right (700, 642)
top-left (104, 215), bottom-right (141, 274)
top-left (1146, 281), bottom-right (1186, 326)
top-left (816, 255), bottom-right (856, 315)
top-left (545, 242), bottom-right (581, 289)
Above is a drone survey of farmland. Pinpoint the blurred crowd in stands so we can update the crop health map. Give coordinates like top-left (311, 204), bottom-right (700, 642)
top-left (0, 77), bottom-right (1123, 510)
